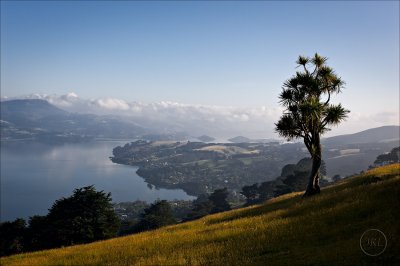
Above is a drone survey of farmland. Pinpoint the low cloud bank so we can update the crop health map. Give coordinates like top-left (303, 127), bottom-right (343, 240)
top-left (2, 93), bottom-right (398, 139)
top-left (1, 93), bottom-right (280, 138)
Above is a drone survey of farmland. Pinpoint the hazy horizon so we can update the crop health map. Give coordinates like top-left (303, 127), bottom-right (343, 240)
top-left (1, 1), bottom-right (399, 138)
top-left (1, 92), bottom-right (398, 139)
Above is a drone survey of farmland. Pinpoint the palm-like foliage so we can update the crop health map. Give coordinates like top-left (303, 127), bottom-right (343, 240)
top-left (276, 54), bottom-right (349, 196)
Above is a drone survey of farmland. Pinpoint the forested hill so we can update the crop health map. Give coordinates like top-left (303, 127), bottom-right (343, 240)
top-left (2, 164), bottom-right (399, 265)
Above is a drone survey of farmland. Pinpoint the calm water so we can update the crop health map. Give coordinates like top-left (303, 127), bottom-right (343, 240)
top-left (0, 141), bottom-right (194, 222)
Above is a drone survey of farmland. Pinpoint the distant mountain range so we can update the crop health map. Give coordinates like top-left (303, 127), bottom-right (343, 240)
top-left (1, 99), bottom-right (399, 147)
top-left (227, 127), bottom-right (399, 146)
top-left (322, 126), bottom-right (400, 146)
top-left (0, 99), bottom-right (147, 142)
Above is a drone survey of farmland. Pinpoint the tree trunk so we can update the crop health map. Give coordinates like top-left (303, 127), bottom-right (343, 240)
top-left (303, 135), bottom-right (322, 197)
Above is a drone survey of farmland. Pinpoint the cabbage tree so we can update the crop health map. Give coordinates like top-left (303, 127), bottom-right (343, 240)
top-left (276, 54), bottom-right (349, 196)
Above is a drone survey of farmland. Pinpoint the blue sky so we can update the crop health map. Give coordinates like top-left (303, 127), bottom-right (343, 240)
top-left (1, 1), bottom-right (399, 120)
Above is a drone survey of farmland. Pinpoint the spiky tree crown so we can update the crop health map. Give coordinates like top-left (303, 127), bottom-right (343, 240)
top-left (276, 53), bottom-right (349, 152)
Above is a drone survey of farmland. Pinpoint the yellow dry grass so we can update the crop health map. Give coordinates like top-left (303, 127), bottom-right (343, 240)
top-left (2, 164), bottom-right (399, 265)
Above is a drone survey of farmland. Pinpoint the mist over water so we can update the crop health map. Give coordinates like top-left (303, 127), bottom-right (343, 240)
top-left (0, 141), bottom-right (194, 222)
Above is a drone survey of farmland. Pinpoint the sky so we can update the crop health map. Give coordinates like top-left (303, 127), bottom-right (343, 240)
top-left (1, 1), bottom-right (399, 137)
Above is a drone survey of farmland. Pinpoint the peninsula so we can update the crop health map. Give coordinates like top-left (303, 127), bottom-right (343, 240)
top-left (111, 140), bottom-right (306, 196)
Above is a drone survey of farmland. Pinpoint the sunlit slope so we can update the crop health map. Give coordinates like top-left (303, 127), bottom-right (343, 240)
top-left (2, 164), bottom-right (399, 265)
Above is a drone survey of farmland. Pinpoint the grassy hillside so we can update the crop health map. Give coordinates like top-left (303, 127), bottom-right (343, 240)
top-left (2, 164), bottom-right (399, 265)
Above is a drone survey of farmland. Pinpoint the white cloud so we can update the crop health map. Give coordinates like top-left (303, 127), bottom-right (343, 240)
top-left (93, 98), bottom-right (130, 110)
top-left (2, 93), bottom-right (398, 139)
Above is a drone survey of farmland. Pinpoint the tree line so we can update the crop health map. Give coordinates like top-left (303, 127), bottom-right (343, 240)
top-left (0, 185), bottom-right (232, 257)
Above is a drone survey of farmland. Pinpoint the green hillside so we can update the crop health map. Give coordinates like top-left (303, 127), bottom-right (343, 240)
top-left (2, 164), bottom-right (399, 265)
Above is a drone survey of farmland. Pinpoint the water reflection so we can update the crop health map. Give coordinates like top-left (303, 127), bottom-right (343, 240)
top-left (0, 141), bottom-right (195, 221)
